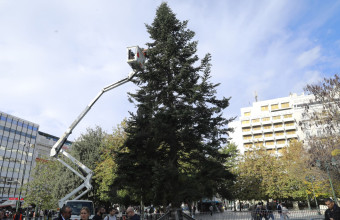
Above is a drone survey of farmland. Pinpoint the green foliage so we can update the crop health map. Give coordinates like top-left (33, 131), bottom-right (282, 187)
top-left (22, 158), bottom-right (60, 210)
top-left (114, 2), bottom-right (235, 208)
top-left (94, 121), bottom-right (128, 202)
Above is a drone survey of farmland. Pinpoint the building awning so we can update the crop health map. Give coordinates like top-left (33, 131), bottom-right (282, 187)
top-left (0, 200), bottom-right (18, 208)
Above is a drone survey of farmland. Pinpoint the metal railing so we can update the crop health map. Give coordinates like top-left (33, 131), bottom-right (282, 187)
top-left (189, 209), bottom-right (325, 220)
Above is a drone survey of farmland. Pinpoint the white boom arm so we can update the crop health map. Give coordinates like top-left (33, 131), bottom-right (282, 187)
top-left (50, 46), bottom-right (146, 207)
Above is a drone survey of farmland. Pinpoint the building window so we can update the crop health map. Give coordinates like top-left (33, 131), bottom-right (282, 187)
top-left (287, 130), bottom-right (296, 135)
top-left (285, 122), bottom-right (294, 127)
top-left (253, 126), bottom-right (261, 131)
top-left (273, 115), bottom-right (281, 120)
top-left (255, 142), bottom-right (263, 147)
top-left (271, 104), bottom-right (279, 110)
top-left (262, 117), bottom-right (270, 121)
top-left (244, 143), bottom-right (252, 148)
top-left (252, 118), bottom-right (260, 123)
top-left (242, 120), bottom-right (250, 125)
top-left (264, 133), bottom-right (273, 137)
top-left (254, 134), bottom-right (262, 139)
top-left (274, 123), bottom-right (283, 128)
top-left (243, 135), bottom-right (252, 140)
top-left (244, 112), bottom-right (251, 116)
top-left (281, 102), bottom-right (289, 108)
top-left (266, 141), bottom-right (274, 146)
top-left (284, 114), bottom-right (293, 118)
top-left (261, 105), bottom-right (269, 111)
top-left (263, 125), bottom-right (272, 129)
top-left (275, 131), bottom-right (284, 136)
top-left (277, 140), bottom-right (286, 145)
top-left (242, 127), bottom-right (251, 132)
top-left (267, 149), bottom-right (275, 154)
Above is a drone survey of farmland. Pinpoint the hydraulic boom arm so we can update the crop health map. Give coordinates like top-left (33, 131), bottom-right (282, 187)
top-left (50, 46), bottom-right (146, 207)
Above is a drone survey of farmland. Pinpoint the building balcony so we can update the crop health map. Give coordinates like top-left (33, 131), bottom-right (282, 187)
top-left (243, 139), bottom-right (253, 143)
top-left (252, 129), bottom-right (262, 134)
top-left (241, 123), bottom-right (251, 128)
top-left (276, 143), bottom-right (287, 148)
top-left (261, 120), bottom-right (272, 125)
top-left (242, 131), bottom-right (252, 135)
top-left (251, 121), bottom-right (262, 126)
top-left (264, 136), bottom-right (274, 141)
top-left (272, 118), bottom-right (283, 123)
top-left (274, 127), bottom-right (284, 132)
top-left (253, 137), bottom-right (264, 142)
top-left (284, 124), bottom-right (296, 130)
top-left (283, 117), bottom-right (294, 122)
top-left (286, 133), bottom-right (298, 139)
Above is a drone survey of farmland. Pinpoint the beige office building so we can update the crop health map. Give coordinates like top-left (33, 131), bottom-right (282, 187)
top-left (229, 93), bottom-right (314, 155)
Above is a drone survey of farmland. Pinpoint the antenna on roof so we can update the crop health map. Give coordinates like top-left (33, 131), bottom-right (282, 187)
top-left (254, 91), bottom-right (258, 102)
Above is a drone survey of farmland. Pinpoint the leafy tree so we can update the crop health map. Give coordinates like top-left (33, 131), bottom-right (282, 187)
top-left (94, 121), bottom-right (128, 203)
top-left (22, 158), bottom-right (60, 210)
top-left (114, 3), bottom-right (234, 208)
top-left (302, 74), bottom-right (340, 186)
top-left (68, 126), bottom-right (107, 205)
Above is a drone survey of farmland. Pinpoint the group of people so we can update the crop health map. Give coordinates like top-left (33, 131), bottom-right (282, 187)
top-left (55, 206), bottom-right (140, 220)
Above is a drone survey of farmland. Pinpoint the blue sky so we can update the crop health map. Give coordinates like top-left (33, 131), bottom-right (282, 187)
top-left (1, 0), bottom-right (340, 140)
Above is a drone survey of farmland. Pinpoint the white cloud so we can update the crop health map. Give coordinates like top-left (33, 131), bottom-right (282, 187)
top-left (1, 0), bottom-right (340, 139)
top-left (296, 46), bottom-right (321, 68)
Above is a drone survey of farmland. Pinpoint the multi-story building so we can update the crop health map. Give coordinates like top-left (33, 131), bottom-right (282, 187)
top-left (229, 93), bottom-right (314, 155)
top-left (35, 131), bottom-right (72, 159)
top-left (0, 111), bottom-right (39, 202)
top-left (0, 111), bottom-right (72, 203)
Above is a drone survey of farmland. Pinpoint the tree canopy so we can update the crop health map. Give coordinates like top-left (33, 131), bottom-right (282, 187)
top-left (113, 2), bottom-right (234, 208)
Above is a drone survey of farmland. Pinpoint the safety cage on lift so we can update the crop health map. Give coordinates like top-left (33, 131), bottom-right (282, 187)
top-left (127, 46), bottom-right (147, 71)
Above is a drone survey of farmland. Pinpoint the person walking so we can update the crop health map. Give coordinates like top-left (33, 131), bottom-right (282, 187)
top-left (53, 206), bottom-right (72, 220)
top-left (13, 210), bottom-right (23, 220)
top-left (104, 208), bottom-right (117, 220)
top-left (93, 207), bottom-right (106, 220)
top-left (325, 198), bottom-right (340, 220)
top-left (209, 205), bottom-right (213, 216)
top-left (281, 204), bottom-right (289, 220)
top-left (277, 202), bottom-right (283, 220)
top-left (80, 207), bottom-right (91, 220)
top-left (0, 210), bottom-right (5, 220)
top-left (266, 203), bottom-right (274, 220)
top-left (126, 207), bottom-right (139, 220)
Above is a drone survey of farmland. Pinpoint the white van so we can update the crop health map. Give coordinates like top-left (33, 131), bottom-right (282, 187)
top-left (65, 200), bottom-right (95, 220)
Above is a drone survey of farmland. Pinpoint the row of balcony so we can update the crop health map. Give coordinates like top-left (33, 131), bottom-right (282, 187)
top-left (241, 117), bottom-right (295, 127)
top-left (243, 143), bottom-right (290, 149)
top-left (243, 133), bottom-right (298, 143)
top-left (242, 126), bottom-right (297, 135)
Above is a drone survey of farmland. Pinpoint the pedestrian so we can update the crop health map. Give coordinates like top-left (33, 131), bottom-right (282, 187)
top-left (255, 203), bottom-right (262, 220)
top-left (0, 210), bottom-right (5, 220)
top-left (104, 208), bottom-right (117, 220)
top-left (209, 205), bottom-right (213, 216)
top-left (13, 210), bottom-right (23, 220)
top-left (80, 207), bottom-right (91, 220)
top-left (266, 203), bottom-right (274, 220)
top-left (53, 206), bottom-right (72, 220)
top-left (93, 207), bottom-right (106, 220)
top-left (325, 198), bottom-right (340, 220)
top-left (126, 207), bottom-right (140, 220)
top-left (281, 204), bottom-right (289, 220)
top-left (277, 202), bottom-right (283, 220)
top-left (192, 205), bottom-right (196, 218)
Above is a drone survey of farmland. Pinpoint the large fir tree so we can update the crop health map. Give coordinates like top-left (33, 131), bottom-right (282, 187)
top-left (114, 3), bottom-right (234, 208)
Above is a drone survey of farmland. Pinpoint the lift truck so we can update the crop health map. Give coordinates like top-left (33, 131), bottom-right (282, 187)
top-left (49, 46), bottom-right (146, 219)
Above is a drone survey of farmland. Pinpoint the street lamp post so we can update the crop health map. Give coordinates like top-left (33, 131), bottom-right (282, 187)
top-left (316, 159), bottom-right (338, 205)
top-left (305, 175), bottom-right (320, 214)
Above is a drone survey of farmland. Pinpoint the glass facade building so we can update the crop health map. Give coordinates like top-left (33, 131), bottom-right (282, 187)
top-left (0, 111), bottom-right (39, 202)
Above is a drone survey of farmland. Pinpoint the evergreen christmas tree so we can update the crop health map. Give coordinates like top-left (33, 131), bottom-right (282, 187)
top-left (114, 3), bottom-right (234, 208)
